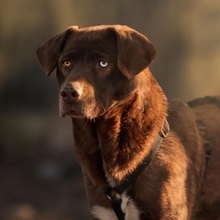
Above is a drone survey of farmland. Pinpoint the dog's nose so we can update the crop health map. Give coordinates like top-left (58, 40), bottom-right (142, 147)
top-left (60, 83), bottom-right (82, 102)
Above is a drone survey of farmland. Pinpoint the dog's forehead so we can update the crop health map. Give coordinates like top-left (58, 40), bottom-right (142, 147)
top-left (63, 27), bottom-right (116, 52)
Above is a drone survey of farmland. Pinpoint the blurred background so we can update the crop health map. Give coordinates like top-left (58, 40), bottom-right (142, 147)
top-left (0, 0), bottom-right (220, 219)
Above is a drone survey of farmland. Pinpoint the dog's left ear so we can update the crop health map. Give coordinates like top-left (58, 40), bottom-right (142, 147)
top-left (110, 26), bottom-right (156, 78)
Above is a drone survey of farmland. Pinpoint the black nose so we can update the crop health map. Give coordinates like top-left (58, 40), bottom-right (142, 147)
top-left (60, 83), bottom-right (79, 102)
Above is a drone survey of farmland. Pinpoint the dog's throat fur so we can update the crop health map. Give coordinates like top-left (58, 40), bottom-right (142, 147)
top-left (95, 87), bottom-right (167, 183)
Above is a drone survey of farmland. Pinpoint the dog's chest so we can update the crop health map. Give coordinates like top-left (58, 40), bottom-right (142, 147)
top-left (91, 192), bottom-right (140, 220)
top-left (90, 152), bottom-right (141, 219)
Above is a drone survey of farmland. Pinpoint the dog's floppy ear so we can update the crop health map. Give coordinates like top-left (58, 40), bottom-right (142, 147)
top-left (36, 26), bottom-right (79, 76)
top-left (111, 26), bottom-right (156, 78)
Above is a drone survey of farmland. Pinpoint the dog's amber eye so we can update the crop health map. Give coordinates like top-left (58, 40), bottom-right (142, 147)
top-left (63, 60), bottom-right (71, 67)
top-left (99, 61), bottom-right (108, 68)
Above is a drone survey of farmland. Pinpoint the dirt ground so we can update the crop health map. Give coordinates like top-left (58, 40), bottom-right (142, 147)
top-left (0, 155), bottom-right (90, 220)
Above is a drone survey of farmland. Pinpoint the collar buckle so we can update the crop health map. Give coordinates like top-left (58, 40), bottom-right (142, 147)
top-left (160, 119), bottom-right (170, 138)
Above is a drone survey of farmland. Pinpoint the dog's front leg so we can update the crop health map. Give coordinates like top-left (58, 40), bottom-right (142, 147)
top-left (82, 171), bottom-right (119, 220)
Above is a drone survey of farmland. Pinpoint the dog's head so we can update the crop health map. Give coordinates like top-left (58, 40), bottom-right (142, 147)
top-left (36, 25), bottom-right (156, 119)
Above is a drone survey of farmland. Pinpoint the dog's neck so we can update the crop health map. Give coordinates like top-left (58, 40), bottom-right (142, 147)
top-left (71, 71), bottom-right (167, 185)
top-left (96, 73), bottom-right (167, 183)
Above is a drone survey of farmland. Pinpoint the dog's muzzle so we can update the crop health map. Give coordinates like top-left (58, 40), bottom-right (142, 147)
top-left (59, 82), bottom-right (84, 117)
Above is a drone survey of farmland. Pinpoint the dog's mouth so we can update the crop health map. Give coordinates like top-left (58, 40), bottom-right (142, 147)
top-left (59, 98), bottom-right (102, 119)
top-left (59, 101), bottom-right (83, 118)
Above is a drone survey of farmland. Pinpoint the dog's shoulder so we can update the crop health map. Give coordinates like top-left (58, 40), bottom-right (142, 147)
top-left (168, 98), bottom-right (188, 113)
top-left (167, 98), bottom-right (197, 127)
top-left (167, 98), bottom-right (201, 149)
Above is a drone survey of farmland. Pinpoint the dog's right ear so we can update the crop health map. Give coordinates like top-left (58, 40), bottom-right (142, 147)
top-left (36, 26), bottom-right (79, 76)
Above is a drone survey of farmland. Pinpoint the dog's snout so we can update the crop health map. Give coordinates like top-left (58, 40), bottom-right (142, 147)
top-left (60, 83), bottom-right (82, 102)
top-left (60, 88), bottom-right (79, 99)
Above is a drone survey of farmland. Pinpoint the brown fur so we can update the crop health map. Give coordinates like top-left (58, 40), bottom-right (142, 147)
top-left (36, 25), bottom-right (220, 219)
top-left (188, 96), bottom-right (220, 219)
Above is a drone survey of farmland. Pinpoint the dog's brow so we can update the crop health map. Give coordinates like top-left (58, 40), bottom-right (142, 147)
top-left (59, 50), bottom-right (82, 61)
top-left (90, 51), bottom-right (110, 58)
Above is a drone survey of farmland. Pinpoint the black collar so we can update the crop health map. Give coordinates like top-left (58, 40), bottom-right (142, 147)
top-left (103, 119), bottom-right (170, 220)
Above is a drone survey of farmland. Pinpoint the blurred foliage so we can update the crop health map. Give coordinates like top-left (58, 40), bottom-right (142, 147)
top-left (0, 0), bottom-right (220, 219)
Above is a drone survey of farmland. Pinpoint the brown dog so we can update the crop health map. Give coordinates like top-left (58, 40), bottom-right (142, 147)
top-left (36, 25), bottom-right (220, 220)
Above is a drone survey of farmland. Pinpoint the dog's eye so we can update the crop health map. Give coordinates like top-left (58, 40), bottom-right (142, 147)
top-left (99, 61), bottom-right (108, 68)
top-left (63, 60), bottom-right (71, 67)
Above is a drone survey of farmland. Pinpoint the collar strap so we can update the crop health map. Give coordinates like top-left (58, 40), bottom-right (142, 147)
top-left (103, 120), bottom-right (170, 219)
